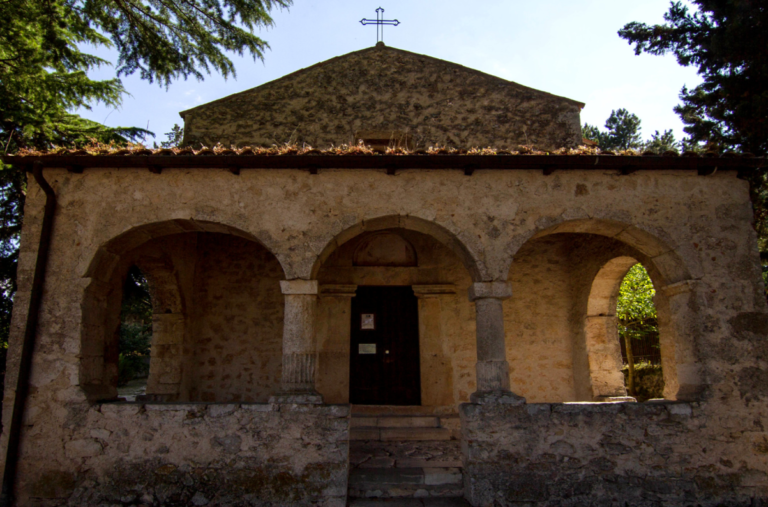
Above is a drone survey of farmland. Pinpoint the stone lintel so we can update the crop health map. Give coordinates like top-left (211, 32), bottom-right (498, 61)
top-left (319, 284), bottom-right (358, 297)
top-left (280, 279), bottom-right (319, 295)
top-left (412, 284), bottom-right (456, 298)
top-left (468, 281), bottom-right (512, 302)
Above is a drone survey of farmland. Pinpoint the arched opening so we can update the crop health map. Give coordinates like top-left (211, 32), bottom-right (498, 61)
top-left (116, 266), bottom-right (152, 401)
top-left (615, 263), bottom-right (663, 401)
top-left (313, 217), bottom-right (481, 411)
top-left (81, 220), bottom-right (286, 402)
top-left (506, 220), bottom-right (700, 402)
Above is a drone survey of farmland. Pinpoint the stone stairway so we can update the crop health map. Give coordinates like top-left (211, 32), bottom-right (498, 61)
top-left (348, 413), bottom-right (464, 500)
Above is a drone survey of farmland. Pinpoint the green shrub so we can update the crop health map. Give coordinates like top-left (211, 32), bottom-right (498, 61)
top-left (117, 323), bottom-right (151, 386)
top-left (622, 361), bottom-right (664, 402)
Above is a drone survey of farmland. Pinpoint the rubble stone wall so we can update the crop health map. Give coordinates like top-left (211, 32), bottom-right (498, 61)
top-left (187, 234), bottom-right (284, 403)
top-left (461, 401), bottom-right (768, 506)
top-left (24, 402), bottom-right (349, 506)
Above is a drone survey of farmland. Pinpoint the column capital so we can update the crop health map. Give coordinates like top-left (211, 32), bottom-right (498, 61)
top-left (468, 281), bottom-right (512, 302)
top-left (280, 279), bottom-right (319, 295)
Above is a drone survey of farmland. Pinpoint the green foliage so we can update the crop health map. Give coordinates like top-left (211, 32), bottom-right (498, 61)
top-left (622, 362), bottom-right (665, 402)
top-left (617, 264), bottom-right (658, 344)
top-left (619, 1), bottom-right (768, 156)
top-left (582, 109), bottom-right (644, 151)
top-left (118, 266), bottom-right (152, 386)
top-left (645, 129), bottom-right (679, 154)
top-left (158, 124), bottom-right (184, 148)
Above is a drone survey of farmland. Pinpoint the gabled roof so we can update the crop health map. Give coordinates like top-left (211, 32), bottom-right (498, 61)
top-left (178, 43), bottom-right (584, 150)
top-left (179, 43), bottom-right (583, 118)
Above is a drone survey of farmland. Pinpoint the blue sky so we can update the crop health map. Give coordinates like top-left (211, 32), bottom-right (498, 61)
top-left (77, 0), bottom-right (702, 146)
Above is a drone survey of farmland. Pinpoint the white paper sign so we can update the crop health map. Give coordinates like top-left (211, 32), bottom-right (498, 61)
top-left (359, 343), bottom-right (377, 354)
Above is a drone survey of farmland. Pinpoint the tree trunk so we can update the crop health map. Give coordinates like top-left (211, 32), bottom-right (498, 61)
top-left (624, 333), bottom-right (635, 396)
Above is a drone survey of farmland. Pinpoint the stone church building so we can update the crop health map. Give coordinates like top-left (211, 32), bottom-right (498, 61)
top-left (1, 43), bottom-right (767, 506)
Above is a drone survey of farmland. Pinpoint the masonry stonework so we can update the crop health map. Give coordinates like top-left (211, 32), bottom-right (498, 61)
top-left (180, 44), bottom-right (583, 151)
top-left (0, 161), bottom-right (765, 505)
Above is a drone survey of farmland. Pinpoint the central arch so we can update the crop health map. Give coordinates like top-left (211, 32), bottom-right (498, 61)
top-left (312, 215), bottom-right (483, 410)
top-left (310, 215), bottom-right (486, 282)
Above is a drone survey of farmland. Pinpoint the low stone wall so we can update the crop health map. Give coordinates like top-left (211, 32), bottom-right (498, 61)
top-left (461, 401), bottom-right (768, 507)
top-left (26, 403), bottom-right (349, 507)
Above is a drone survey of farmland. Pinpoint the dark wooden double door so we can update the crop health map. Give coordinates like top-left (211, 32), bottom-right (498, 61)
top-left (350, 286), bottom-right (421, 405)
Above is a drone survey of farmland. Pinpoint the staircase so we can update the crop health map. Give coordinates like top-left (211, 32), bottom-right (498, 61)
top-left (348, 412), bottom-right (464, 500)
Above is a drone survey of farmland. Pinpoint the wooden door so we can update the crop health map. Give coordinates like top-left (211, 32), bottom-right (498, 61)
top-left (349, 286), bottom-right (421, 405)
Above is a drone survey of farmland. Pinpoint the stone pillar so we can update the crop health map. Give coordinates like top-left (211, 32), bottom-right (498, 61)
top-left (468, 281), bottom-right (525, 405)
top-left (270, 280), bottom-right (323, 404)
top-left (660, 280), bottom-right (704, 401)
top-left (413, 285), bottom-right (456, 408)
top-left (584, 315), bottom-right (629, 400)
top-left (143, 313), bottom-right (184, 402)
top-left (316, 284), bottom-right (357, 403)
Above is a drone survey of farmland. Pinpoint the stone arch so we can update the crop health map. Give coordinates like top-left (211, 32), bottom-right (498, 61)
top-left (310, 215), bottom-right (485, 281)
top-left (84, 219), bottom-right (288, 284)
top-left (584, 256), bottom-right (639, 400)
top-left (506, 219), bottom-right (702, 402)
top-left (505, 218), bottom-right (692, 287)
top-left (80, 219), bottom-right (287, 401)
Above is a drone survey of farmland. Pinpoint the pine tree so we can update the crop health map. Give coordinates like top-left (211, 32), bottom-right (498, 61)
top-left (645, 130), bottom-right (679, 154)
top-left (619, 0), bottom-right (768, 155)
top-left (582, 109), bottom-right (643, 151)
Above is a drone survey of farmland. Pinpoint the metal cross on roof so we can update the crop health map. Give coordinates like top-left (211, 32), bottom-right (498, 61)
top-left (360, 7), bottom-right (400, 44)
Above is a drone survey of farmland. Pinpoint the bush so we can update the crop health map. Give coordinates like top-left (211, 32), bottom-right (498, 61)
top-left (118, 323), bottom-right (151, 386)
top-left (622, 361), bottom-right (664, 402)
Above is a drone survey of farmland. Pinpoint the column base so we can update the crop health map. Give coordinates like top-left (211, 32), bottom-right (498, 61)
top-left (269, 391), bottom-right (324, 405)
top-left (470, 389), bottom-right (526, 405)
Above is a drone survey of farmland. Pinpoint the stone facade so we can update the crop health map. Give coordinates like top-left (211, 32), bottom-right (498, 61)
top-left (0, 161), bottom-right (765, 504)
top-left (179, 43), bottom-right (584, 151)
top-left (34, 402), bottom-right (349, 506)
top-left (461, 401), bottom-right (767, 506)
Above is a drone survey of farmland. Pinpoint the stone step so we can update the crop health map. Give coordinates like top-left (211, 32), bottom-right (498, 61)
top-left (350, 427), bottom-right (453, 441)
top-left (351, 416), bottom-right (440, 428)
top-left (348, 467), bottom-right (464, 499)
top-left (348, 499), bottom-right (471, 506)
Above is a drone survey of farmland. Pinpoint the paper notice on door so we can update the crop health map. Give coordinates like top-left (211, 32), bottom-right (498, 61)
top-left (361, 313), bottom-right (375, 330)
top-left (359, 343), bottom-right (377, 354)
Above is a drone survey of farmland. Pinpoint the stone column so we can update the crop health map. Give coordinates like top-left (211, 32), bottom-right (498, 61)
top-left (660, 279), bottom-right (704, 401)
top-left (468, 281), bottom-right (525, 405)
top-left (413, 285), bottom-right (456, 408)
top-left (270, 280), bottom-right (323, 404)
top-left (316, 284), bottom-right (357, 403)
top-left (584, 315), bottom-right (629, 400)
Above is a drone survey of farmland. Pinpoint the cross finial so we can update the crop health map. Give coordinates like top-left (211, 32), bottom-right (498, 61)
top-left (360, 7), bottom-right (400, 44)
